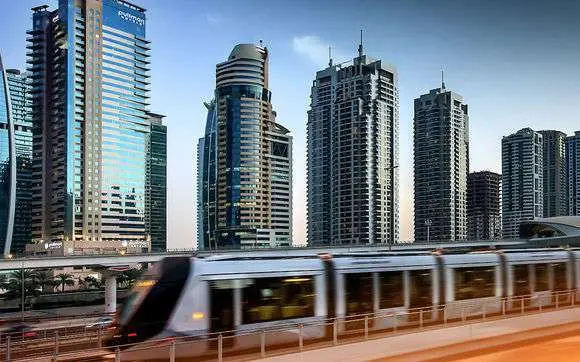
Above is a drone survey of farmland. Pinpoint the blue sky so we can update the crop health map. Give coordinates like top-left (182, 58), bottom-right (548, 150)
top-left (2, 0), bottom-right (580, 248)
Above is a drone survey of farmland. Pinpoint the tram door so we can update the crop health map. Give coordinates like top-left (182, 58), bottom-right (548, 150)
top-left (209, 281), bottom-right (235, 347)
top-left (409, 269), bottom-right (432, 320)
top-left (345, 273), bottom-right (374, 330)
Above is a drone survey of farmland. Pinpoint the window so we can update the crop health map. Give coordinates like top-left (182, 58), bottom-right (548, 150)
top-left (553, 263), bottom-right (567, 291)
top-left (242, 276), bottom-right (314, 324)
top-left (379, 271), bottom-right (403, 309)
top-left (409, 270), bottom-right (432, 307)
top-left (345, 273), bottom-right (373, 315)
top-left (535, 264), bottom-right (549, 291)
top-left (454, 266), bottom-right (495, 300)
top-left (513, 264), bottom-right (530, 296)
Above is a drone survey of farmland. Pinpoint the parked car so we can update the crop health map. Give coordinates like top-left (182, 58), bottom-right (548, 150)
top-left (85, 316), bottom-right (113, 330)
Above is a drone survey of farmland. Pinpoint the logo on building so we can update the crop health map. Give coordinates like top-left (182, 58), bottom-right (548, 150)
top-left (118, 10), bottom-right (144, 26)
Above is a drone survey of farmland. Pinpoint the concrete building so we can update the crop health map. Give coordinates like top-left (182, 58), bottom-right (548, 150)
top-left (567, 132), bottom-right (580, 215)
top-left (145, 113), bottom-right (167, 252)
top-left (306, 41), bottom-right (399, 246)
top-left (539, 130), bottom-right (568, 217)
top-left (203, 44), bottom-right (292, 248)
top-left (27, 1), bottom-right (163, 252)
top-left (467, 171), bottom-right (501, 240)
top-left (0, 52), bottom-right (16, 257)
top-left (502, 128), bottom-right (543, 239)
top-left (5, 69), bottom-right (33, 255)
top-left (413, 82), bottom-right (469, 242)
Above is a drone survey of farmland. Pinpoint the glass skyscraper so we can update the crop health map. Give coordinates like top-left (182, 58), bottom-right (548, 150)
top-left (0, 52), bottom-right (16, 256)
top-left (28, 0), bottom-right (160, 251)
top-left (6, 69), bottom-right (33, 255)
top-left (198, 100), bottom-right (217, 250)
top-left (200, 44), bottom-right (293, 249)
top-left (145, 112), bottom-right (167, 252)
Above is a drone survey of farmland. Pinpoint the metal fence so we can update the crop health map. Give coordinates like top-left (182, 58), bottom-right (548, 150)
top-left (3, 289), bottom-right (580, 361)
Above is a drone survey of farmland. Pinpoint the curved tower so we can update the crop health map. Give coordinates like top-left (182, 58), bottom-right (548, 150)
top-left (0, 52), bottom-right (17, 256)
top-left (212, 44), bottom-right (292, 248)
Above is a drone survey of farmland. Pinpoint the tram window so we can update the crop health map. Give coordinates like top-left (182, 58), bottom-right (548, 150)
top-left (553, 263), bottom-right (567, 291)
top-left (241, 276), bottom-right (315, 324)
top-left (345, 273), bottom-right (374, 315)
top-left (379, 271), bottom-right (403, 309)
top-left (513, 264), bottom-right (530, 296)
top-left (454, 266), bottom-right (495, 300)
top-left (535, 264), bottom-right (549, 291)
top-left (409, 270), bottom-right (432, 308)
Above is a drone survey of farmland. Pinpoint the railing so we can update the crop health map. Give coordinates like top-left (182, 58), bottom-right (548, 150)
top-left (2, 290), bottom-right (579, 361)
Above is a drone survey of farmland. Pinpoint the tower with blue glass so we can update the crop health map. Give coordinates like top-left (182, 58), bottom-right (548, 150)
top-left (201, 44), bottom-right (293, 249)
top-left (28, 0), bottom-right (162, 251)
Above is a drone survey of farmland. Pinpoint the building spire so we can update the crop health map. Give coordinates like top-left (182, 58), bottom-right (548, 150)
top-left (328, 46), bottom-right (333, 67)
top-left (441, 68), bottom-right (446, 90)
top-left (358, 29), bottom-right (364, 57)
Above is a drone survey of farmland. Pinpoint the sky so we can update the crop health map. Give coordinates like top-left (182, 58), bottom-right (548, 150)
top-left (2, 0), bottom-right (580, 249)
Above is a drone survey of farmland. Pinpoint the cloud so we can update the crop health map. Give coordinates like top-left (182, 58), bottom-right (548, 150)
top-left (292, 35), bottom-right (347, 67)
top-left (205, 14), bottom-right (220, 27)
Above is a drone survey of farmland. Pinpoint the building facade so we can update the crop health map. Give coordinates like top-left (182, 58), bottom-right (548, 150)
top-left (467, 171), bottom-right (501, 240)
top-left (28, 1), bottom-right (160, 251)
top-left (0, 52), bottom-right (16, 256)
top-left (502, 128), bottom-right (543, 239)
top-left (413, 84), bottom-right (469, 242)
top-left (198, 100), bottom-right (217, 250)
top-left (204, 44), bottom-right (292, 248)
top-left (539, 130), bottom-right (568, 217)
top-left (567, 132), bottom-right (580, 215)
top-left (307, 43), bottom-right (399, 246)
top-left (6, 69), bottom-right (33, 255)
top-left (145, 112), bottom-right (166, 252)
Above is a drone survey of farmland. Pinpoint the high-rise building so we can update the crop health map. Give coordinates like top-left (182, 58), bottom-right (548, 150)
top-left (567, 132), bottom-right (580, 215)
top-left (0, 52), bottom-right (16, 256)
top-left (145, 112), bottom-right (166, 252)
top-left (539, 130), bottom-right (568, 217)
top-left (413, 82), bottom-right (469, 242)
top-left (467, 171), bottom-right (501, 240)
top-left (6, 69), bottom-right (33, 255)
top-left (502, 128), bottom-right (543, 239)
top-left (196, 136), bottom-right (205, 250)
top-left (307, 41), bottom-right (399, 246)
top-left (28, 1), bottom-right (159, 251)
top-left (199, 100), bottom-right (217, 249)
top-left (203, 44), bottom-right (292, 248)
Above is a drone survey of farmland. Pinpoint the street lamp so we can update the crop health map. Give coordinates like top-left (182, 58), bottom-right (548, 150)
top-left (425, 219), bottom-right (432, 243)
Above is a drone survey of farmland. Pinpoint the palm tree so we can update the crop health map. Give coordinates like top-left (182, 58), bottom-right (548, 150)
top-left (4, 270), bottom-right (41, 309)
top-left (122, 269), bottom-right (142, 289)
top-left (35, 269), bottom-right (56, 294)
top-left (55, 273), bottom-right (75, 292)
top-left (84, 276), bottom-right (101, 289)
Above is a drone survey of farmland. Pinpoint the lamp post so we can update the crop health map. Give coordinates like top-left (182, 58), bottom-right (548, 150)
top-left (425, 219), bottom-right (432, 243)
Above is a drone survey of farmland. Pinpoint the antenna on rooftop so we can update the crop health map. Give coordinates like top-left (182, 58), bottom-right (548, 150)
top-left (441, 68), bottom-right (446, 90)
top-left (358, 29), bottom-right (364, 57)
top-left (329, 46), bottom-right (333, 67)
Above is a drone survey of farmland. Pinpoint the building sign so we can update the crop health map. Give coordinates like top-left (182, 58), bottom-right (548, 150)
top-left (128, 241), bottom-right (149, 248)
top-left (44, 241), bottom-right (63, 249)
top-left (103, 0), bottom-right (145, 38)
top-left (118, 10), bottom-right (144, 26)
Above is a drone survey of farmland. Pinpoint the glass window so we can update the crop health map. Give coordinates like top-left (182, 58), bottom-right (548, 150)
top-left (513, 264), bottom-right (530, 296)
top-left (345, 273), bottom-right (373, 315)
top-left (242, 276), bottom-right (314, 324)
top-left (553, 263), bottom-right (567, 291)
top-left (535, 264), bottom-right (549, 291)
top-left (379, 271), bottom-right (403, 309)
top-left (454, 266), bottom-right (495, 300)
top-left (409, 270), bottom-right (432, 308)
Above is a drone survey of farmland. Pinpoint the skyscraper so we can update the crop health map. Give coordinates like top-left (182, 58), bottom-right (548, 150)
top-left (567, 132), bottom-right (580, 215)
top-left (539, 130), bottom-right (568, 217)
top-left (196, 136), bottom-right (205, 250)
top-left (413, 82), bottom-right (469, 242)
top-left (307, 41), bottom-right (399, 246)
top-left (28, 1), bottom-right (159, 250)
top-left (203, 44), bottom-right (292, 248)
top-left (467, 171), bottom-right (501, 240)
top-left (145, 112), bottom-right (167, 252)
top-left (6, 69), bottom-right (33, 255)
top-left (199, 100), bottom-right (217, 249)
top-left (502, 128), bottom-right (543, 239)
top-left (0, 52), bottom-right (16, 256)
